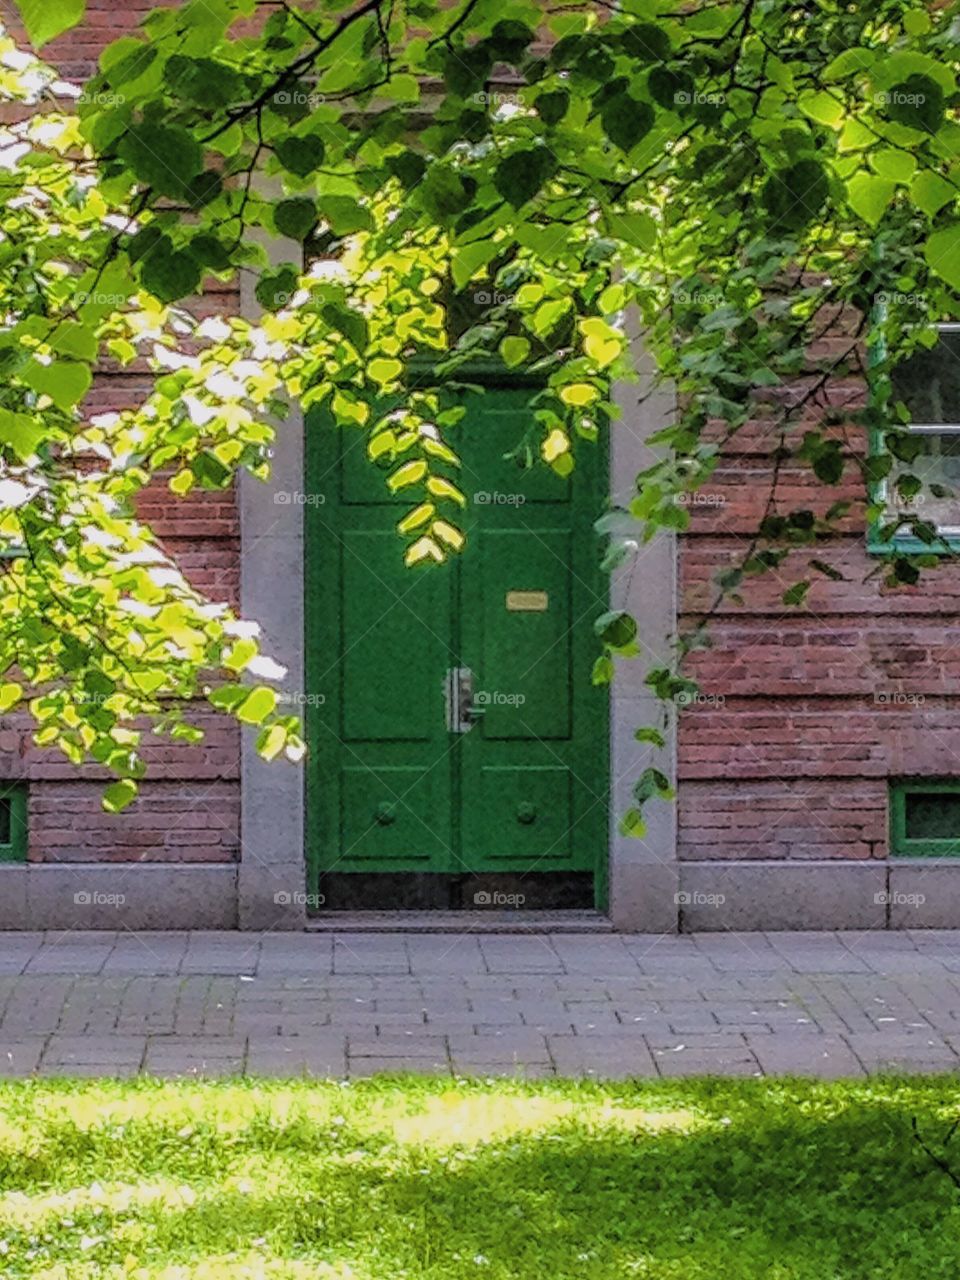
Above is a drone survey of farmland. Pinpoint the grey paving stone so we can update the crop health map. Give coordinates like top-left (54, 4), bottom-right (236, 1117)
top-left (746, 1034), bottom-right (865, 1078)
top-left (349, 1056), bottom-right (450, 1077)
top-left (0, 1039), bottom-right (45, 1074)
top-left (549, 1034), bottom-right (657, 1079)
top-left (246, 1037), bottom-right (347, 1077)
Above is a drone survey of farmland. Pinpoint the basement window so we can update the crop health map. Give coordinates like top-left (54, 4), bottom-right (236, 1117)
top-left (890, 781), bottom-right (960, 857)
top-left (0, 785), bottom-right (26, 862)
top-left (870, 323), bottom-right (960, 553)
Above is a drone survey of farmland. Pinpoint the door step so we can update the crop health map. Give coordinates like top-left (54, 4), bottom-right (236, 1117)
top-left (305, 909), bottom-right (613, 934)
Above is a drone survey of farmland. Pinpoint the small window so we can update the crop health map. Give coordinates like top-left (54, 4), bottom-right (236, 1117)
top-left (890, 781), bottom-right (960, 857)
top-left (872, 324), bottom-right (960, 550)
top-left (0, 785), bottom-right (26, 862)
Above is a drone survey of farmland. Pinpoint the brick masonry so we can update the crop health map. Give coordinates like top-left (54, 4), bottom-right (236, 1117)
top-left (5, 4), bottom-right (952, 926)
top-left (678, 413), bottom-right (960, 874)
top-left (1, 1), bottom-right (243, 866)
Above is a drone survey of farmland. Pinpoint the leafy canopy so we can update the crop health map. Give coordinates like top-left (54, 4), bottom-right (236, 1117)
top-left (5, 0), bottom-right (960, 822)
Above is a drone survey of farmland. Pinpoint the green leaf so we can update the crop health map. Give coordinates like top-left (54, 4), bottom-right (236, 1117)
top-left (594, 609), bottom-right (637, 648)
top-left (869, 149), bottom-right (916, 183)
top-left (274, 135), bottom-right (325, 177)
top-left (846, 171), bottom-right (895, 227)
top-left (318, 196), bottom-right (374, 236)
top-left (102, 778), bottom-right (137, 813)
top-left (611, 210), bottom-right (657, 249)
top-left (823, 47), bottom-right (875, 81)
top-left (782, 581), bottom-right (811, 606)
top-left (762, 159), bottom-right (829, 232)
top-left (13, 0), bottom-right (85, 47)
top-left (924, 225), bottom-right (960, 292)
top-left (618, 807), bottom-right (646, 838)
top-left (884, 75), bottom-right (945, 133)
top-left (164, 55), bottom-right (246, 108)
top-left (23, 360), bottom-right (92, 413)
top-left (499, 336), bottom-right (530, 368)
top-left (0, 683), bottom-right (22, 714)
top-left (910, 170), bottom-right (956, 217)
top-left (494, 148), bottom-right (558, 207)
top-left (274, 198), bottom-right (317, 241)
top-left (0, 409), bottom-right (44, 459)
top-left (368, 357), bottom-right (403, 385)
top-left (49, 322), bottom-right (98, 362)
top-left (634, 726), bottom-right (666, 748)
top-left (140, 237), bottom-right (203, 304)
top-left (451, 240), bottom-right (500, 289)
top-left (535, 90), bottom-right (569, 126)
top-left (591, 654), bottom-right (614, 685)
top-left (237, 686), bottom-right (277, 725)
top-left (601, 95), bottom-right (655, 152)
top-left (255, 266), bottom-right (299, 312)
top-left (387, 459), bottom-right (427, 491)
top-left (798, 90), bottom-right (844, 129)
top-left (117, 124), bottom-right (203, 199)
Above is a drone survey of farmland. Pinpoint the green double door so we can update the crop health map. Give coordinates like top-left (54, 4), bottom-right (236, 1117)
top-left (305, 381), bottom-right (608, 900)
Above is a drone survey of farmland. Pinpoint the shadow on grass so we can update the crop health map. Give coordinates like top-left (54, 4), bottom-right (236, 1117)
top-left (2, 1078), bottom-right (960, 1277)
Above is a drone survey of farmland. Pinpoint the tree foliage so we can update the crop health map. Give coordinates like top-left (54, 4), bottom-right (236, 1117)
top-left (5, 0), bottom-right (960, 820)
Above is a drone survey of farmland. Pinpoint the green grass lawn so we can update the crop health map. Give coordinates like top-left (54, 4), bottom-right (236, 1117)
top-left (3, 1076), bottom-right (960, 1278)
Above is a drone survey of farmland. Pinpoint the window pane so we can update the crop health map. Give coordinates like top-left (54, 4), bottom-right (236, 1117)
top-left (904, 791), bottom-right (960, 841)
top-left (0, 798), bottom-right (10, 846)
top-left (889, 430), bottom-right (960, 529)
top-left (891, 329), bottom-right (960, 425)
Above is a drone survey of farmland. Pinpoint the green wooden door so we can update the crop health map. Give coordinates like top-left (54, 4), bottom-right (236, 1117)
top-left (305, 381), bottom-right (608, 899)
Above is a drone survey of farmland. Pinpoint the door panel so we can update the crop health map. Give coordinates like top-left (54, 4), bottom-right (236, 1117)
top-left (306, 380), bottom-right (607, 894)
top-left (476, 528), bottom-right (572, 740)
top-left (340, 530), bottom-right (442, 743)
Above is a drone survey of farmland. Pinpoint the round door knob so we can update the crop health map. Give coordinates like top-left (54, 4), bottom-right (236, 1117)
top-left (516, 802), bottom-right (537, 825)
top-left (374, 802), bottom-right (397, 826)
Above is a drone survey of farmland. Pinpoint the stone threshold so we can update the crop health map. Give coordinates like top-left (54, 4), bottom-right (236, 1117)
top-left (305, 909), bottom-right (614, 934)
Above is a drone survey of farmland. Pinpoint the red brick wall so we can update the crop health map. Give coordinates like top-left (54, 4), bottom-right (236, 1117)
top-left (4, 1), bottom-right (242, 864)
top-left (678, 374), bottom-right (960, 863)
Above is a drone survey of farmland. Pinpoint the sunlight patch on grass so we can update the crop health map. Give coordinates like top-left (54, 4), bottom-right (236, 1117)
top-left (32, 1258), bottom-right (356, 1280)
top-left (387, 1090), bottom-right (702, 1148)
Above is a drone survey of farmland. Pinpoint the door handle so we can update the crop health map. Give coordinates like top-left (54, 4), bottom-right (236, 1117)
top-left (444, 667), bottom-right (484, 733)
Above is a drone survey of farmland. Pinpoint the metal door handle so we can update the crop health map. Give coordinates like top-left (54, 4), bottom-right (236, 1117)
top-left (444, 667), bottom-right (483, 733)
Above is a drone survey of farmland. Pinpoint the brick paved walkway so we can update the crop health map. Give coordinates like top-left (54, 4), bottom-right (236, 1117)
top-left (2, 930), bottom-right (960, 1078)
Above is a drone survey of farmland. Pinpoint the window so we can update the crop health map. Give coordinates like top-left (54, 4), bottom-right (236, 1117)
top-left (0, 785), bottom-right (26, 862)
top-left (890, 781), bottom-right (960, 857)
top-left (870, 323), bottom-right (960, 552)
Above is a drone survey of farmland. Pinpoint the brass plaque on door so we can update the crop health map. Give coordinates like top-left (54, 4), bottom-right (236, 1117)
top-left (506, 590), bottom-right (549, 612)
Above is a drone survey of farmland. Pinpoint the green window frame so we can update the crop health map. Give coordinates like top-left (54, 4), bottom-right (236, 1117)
top-left (0, 784), bottom-right (27, 863)
top-left (889, 780), bottom-right (960, 858)
top-left (867, 318), bottom-right (960, 556)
